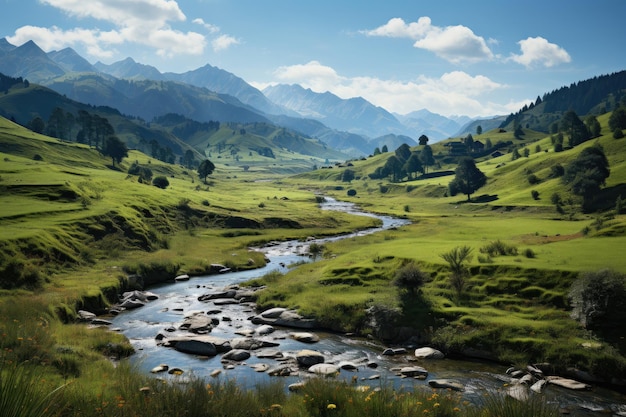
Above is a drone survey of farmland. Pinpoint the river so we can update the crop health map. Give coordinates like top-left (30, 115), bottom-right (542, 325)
top-left (110, 198), bottom-right (626, 416)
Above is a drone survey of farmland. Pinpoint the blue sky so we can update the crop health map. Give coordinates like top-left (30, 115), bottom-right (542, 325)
top-left (2, 0), bottom-right (625, 118)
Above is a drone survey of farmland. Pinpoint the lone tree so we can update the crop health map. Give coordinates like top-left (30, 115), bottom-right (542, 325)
top-left (560, 110), bottom-right (590, 147)
top-left (440, 246), bottom-right (473, 301)
top-left (448, 157), bottom-right (487, 201)
top-left (341, 168), bottom-right (355, 183)
top-left (419, 144), bottom-right (435, 174)
top-left (198, 159), bottom-right (216, 183)
top-left (562, 144), bottom-right (610, 211)
top-left (418, 134), bottom-right (429, 146)
top-left (102, 136), bottom-right (128, 167)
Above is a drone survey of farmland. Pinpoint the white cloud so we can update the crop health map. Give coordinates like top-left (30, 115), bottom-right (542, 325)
top-left (193, 18), bottom-right (220, 34)
top-left (262, 61), bottom-right (512, 117)
top-left (363, 17), bottom-right (493, 64)
top-left (8, 0), bottom-right (206, 59)
top-left (212, 35), bottom-right (240, 52)
top-left (510, 36), bottom-right (571, 67)
top-left (273, 61), bottom-right (344, 91)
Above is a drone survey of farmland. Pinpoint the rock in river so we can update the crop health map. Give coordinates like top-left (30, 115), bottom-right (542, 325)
top-left (296, 349), bottom-right (325, 367)
top-left (414, 347), bottom-right (445, 359)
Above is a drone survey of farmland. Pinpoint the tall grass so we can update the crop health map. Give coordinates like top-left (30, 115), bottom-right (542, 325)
top-left (0, 360), bottom-right (66, 417)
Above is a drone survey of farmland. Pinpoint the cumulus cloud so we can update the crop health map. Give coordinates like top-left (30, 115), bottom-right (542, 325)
top-left (509, 36), bottom-right (571, 67)
top-left (8, 0), bottom-right (207, 59)
top-left (261, 61), bottom-right (512, 117)
top-left (212, 35), bottom-right (240, 52)
top-left (362, 17), bottom-right (493, 64)
top-left (193, 18), bottom-right (220, 34)
top-left (273, 61), bottom-right (345, 92)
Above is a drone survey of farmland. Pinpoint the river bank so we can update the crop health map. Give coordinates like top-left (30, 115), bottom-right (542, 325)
top-left (102, 198), bottom-right (626, 416)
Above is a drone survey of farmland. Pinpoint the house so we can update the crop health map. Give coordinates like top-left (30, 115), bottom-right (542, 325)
top-left (444, 141), bottom-right (467, 156)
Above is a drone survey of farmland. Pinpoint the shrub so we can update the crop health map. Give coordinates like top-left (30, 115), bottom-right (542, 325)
top-left (549, 164), bottom-right (565, 178)
top-left (523, 248), bottom-right (536, 258)
top-left (152, 176), bottom-right (169, 189)
top-left (614, 129), bottom-right (624, 139)
top-left (527, 174), bottom-right (540, 185)
top-left (347, 189), bottom-right (357, 196)
top-left (569, 269), bottom-right (626, 331)
top-left (480, 240), bottom-right (518, 257)
top-left (531, 189), bottom-right (540, 200)
top-left (32, 154), bottom-right (43, 161)
top-left (393, 260), bottom-right (427, 293)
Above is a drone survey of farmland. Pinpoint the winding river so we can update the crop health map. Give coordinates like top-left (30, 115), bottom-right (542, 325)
top-left (110, 198), bottom-right (626, 416)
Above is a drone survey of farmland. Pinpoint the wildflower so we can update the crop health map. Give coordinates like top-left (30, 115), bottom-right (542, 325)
top-left (327, 403), bottom-right (337, 409)
top-left (454, 407), bottom-right (461, 412)
top-left (434, 403), bottom-right (440, 408)
top-left (270, 404), bottom-right (282, 410)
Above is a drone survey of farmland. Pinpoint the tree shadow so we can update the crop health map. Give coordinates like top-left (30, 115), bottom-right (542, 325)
top-left (451, 194), bottom-right (499, 204)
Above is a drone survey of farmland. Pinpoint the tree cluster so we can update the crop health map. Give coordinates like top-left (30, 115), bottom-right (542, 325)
top-left (368, 143), bottom-right (434, 182)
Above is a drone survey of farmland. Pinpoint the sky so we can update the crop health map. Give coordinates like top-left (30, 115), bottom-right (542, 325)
top-left (2, 0), bottom-right (626, 118)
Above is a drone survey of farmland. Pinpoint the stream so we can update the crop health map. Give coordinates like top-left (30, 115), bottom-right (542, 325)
top-left (110, 198), bottom-right (626, 416)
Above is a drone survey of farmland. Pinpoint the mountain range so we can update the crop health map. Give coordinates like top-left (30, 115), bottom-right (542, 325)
top-left (0, 38), bottom-right (480, 157)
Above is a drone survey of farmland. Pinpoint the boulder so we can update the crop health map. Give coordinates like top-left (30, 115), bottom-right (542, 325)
top-left (382, 348), bottom-right (407, 356)
top-left (77, 310), bottom-right (96, 321)
top-left (399, 366), bottom-right (428, 378)
top-left (230, 337), bottom-right (280, 350)
top-left (288, 382), bottom-right (306, 392)
top-left (507, 383), bottom-right (529, 401)
top-left (428, 379), bottom-right (464, 391)
top-left (198, 290), bottom-right (237, 302)
top-left (308, 363), bottom-right (339, 376)
top-left (151, 364), bottom-right (169, 373)
top-left (179, 314), bottom-right (214, 334)
top-left (251, 363), bottom-right (270, 372)
top-left (252, 308), bottom-right (317, 329)
top-left (255, 325), bottom-right (275, 335)
top-left (162, 335), bottom-right (231, 354)
top-left (259, 307), bottom-right (287, 319)
top-left (268, 365), bottom-right (295, 377)
top-left (91, 318), bottom-right (112, 326)
top-left (256, 350), bottom-right (283, 359)
top-left (530, 379), bottom-right (547, 393)
top-left (172, 339), bottom-right (217, 357)
top-left (296, 349), bottom-right (325, 367)
top-left (338, 361), bottom-right (358, 371)
top-left (119, 299), bottom-right (146, 309)
top-left (175, 274), bottom-right (190, 282)
top-left (546, 376), bottom-right (591, 390)
top-left (414, 347), bottom-right (445, 359)
top-left (222, 349), bottom-right (251, 362)
top-left (290, 332), bottom-right (320, 343)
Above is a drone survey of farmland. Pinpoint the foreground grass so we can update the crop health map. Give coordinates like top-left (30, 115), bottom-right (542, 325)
top-left (1, 358), bottom-right (559, 417)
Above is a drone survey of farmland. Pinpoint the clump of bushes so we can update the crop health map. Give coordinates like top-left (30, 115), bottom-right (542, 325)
top-left (152, 176), bottom-right (169, 189)
top-left (480, 240), bottom-right (518, 257)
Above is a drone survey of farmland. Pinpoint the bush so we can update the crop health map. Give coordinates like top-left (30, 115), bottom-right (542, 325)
top-left (480, 240), bottom-right (518, 257)
top-left (527, 174), bottom-right (540, 185)
top-left (152, 176), bottom-right (169, 189)
top-left (531, 190), bottom-right (540, 200)
top-left (569, 269), bottom-right (626, 331)
top-left (347, 189), bottom-right (357, 196)
top-left (549, 164), bottom-right (565, 178)
top-left (523, 248), bottom-right (536, 258)
top-left (393, 261), bottom-right (427, 293)
top-left (614, 129), bottom-right (624, 139)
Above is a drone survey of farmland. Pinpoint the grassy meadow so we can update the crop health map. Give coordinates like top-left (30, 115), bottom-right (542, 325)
top-left (1, 112), bottom-right (626, 416)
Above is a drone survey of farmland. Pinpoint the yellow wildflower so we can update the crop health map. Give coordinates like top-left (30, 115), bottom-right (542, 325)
top-left (327, 403), bottom-right (337, 409)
